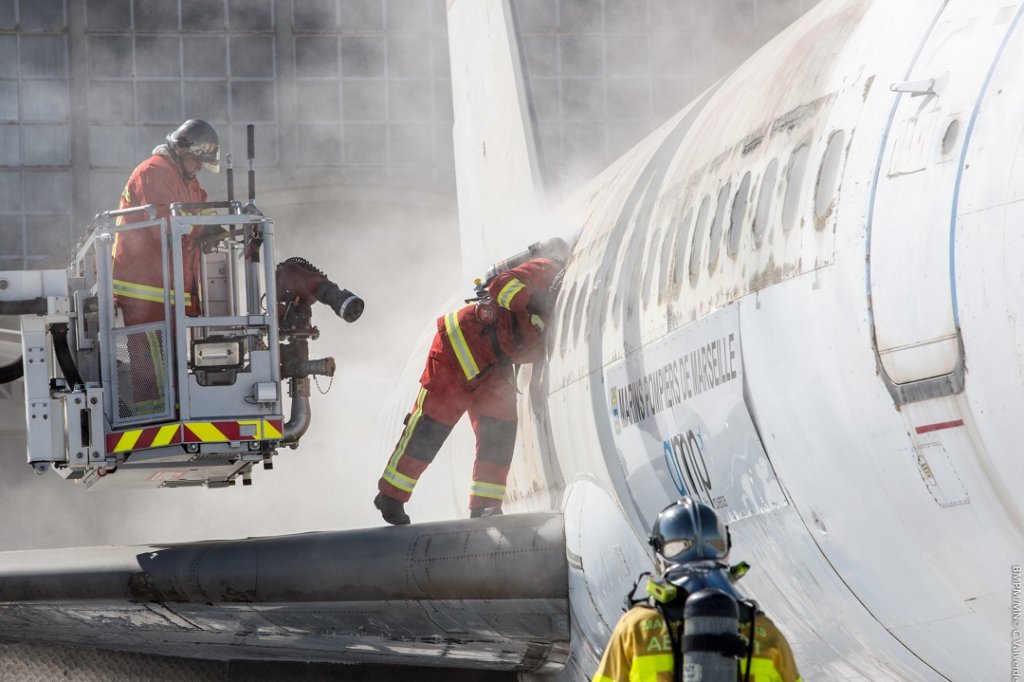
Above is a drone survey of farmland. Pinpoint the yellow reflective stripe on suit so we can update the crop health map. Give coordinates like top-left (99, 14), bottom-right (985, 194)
top-left (740, 655), bottom-right (793, 682)
top-left (496, 278), bottom-right (525, 309)
top-left (384, 387), bottom-right (427, 493)
top-left (628, 652), bottom-right (672, 681)
top-left (382, 467), bottom-right (416, 493)
top-left (144, 329), bottom-right (166, 408)
top-left (444, 311), bottom-right (480, 380)
top-left (469, 481), bottom-right (506, 500)
top-left (113, 279), bottom-right (193, 305)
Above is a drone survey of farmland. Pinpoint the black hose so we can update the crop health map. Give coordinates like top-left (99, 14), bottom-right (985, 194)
top-left (0, 357), bottom-right (22, 384)
top-left (0, 298), bottom-right (47, 316)
top-left (50, 323), bottom-right (84, 388)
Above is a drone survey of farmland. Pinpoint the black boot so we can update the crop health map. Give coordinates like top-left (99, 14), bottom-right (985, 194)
top-left (374, 492), bottom-right (411, 525)
top-left (470, 506), bottom-right (503, 518)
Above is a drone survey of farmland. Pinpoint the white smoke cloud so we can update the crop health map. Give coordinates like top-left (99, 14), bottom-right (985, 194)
top-left (0, 0), bottom-right (820, 550)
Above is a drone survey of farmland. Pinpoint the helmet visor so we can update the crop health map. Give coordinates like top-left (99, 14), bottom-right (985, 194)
top-left (185, 142), bottom-right (220, 173)
top-left (661, 538), bottom-right (694, 559)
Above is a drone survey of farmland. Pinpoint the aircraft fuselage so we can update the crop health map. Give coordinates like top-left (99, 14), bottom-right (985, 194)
top-left (510, 1), bottom-right (1024, 679)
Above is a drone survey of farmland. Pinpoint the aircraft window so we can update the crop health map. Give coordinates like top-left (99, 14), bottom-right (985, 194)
top-left (706, 182), bottom-right (731, 274)
top-left (612, 279), bottom-right (622, 328)
top-left (642, 228), bottom-right (661, 305)
top-left (781, 144), bottom-right (809, 232)
top-left (669, 206), bottom-right (693, 295)
top-left (657, 221), bottom-right (676, 299)
top-left (560, 280), bottom-right (578, 355)
top-left (941, 119), bottom-right (960, 156)
top-left (753, 158), bottom-right (778, 245)
top-left (727, 171), bottom-right (751, 258)
top-left (814, 130), bottom-right (846, 221)
top-left (573, 274), bottom-right (590, 341)
top-left (688, 195), bottom-right (711, 286)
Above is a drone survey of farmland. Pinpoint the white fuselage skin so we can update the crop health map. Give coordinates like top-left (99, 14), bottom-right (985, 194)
top-left (455, 1), bottom-right (1024, 679)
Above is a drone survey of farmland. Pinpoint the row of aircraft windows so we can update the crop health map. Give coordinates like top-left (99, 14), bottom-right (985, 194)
top-left (555, 129), bottom-right (848, 355)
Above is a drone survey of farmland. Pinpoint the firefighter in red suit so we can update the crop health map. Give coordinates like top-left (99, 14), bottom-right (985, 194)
top-left (112, 119), bottom-right (220, 325)
top-left (374, 257), bottom-right (564, 525)
top-left (111, 119), bottom-right (220, 417)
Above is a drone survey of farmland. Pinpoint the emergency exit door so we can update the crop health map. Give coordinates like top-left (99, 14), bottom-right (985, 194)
top-left (868, 2), bottom-right (1014, 402)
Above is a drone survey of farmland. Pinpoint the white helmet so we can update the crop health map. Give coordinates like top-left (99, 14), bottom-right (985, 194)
top-left (167, 119), bottom-right (220, 173)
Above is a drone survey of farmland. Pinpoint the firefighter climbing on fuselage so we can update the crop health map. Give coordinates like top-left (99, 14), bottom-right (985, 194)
top-left (374, 242), bottom-right (567, 525)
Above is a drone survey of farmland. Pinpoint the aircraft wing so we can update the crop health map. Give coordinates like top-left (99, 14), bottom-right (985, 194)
top-left (0, 513), bottom-right (568, 674)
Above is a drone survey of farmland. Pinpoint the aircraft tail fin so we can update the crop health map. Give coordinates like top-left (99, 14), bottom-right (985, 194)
top-left (447, 0), bottom-right (547, 279)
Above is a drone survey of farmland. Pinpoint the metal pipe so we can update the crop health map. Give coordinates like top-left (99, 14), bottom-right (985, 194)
top-left (227, 240), bottom-right (239, 318)
top-left (226, 153), bottom-right (234, 203)
top-left (94, 234), bottom-right (116, 421)
top-left (169, 216), bottom-right (188, 420)
top-left (98, 204), bottom-right (156, 221)
top-left (261, 219), bottom-right (280, 386)
top-left (281, 377), bottom-right (310, 445)
top-left (198, 242), bottom-right (209, 342)
top-left (246, 124), bottom-right (255, 203)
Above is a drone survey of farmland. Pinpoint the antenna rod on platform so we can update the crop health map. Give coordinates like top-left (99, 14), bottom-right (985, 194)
top-left (247, 124), bottom-right (256, 203)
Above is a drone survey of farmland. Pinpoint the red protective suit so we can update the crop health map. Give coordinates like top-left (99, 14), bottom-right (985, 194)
top-left (111, 146), bottom-right (209, 325)
top-left (110, 146), bottom-right (209, 418)
top-left (378, 258), bottom-right (562, 513)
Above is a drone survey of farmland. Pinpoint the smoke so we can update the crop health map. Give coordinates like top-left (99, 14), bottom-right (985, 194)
top-left (0, 0), bottom-right (820, 550)
top-left (260, 188), bottom-right (464, 532)
top-left (516, 0), bottom-right (821, 199)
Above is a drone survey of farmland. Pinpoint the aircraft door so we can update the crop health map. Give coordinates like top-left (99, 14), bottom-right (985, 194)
top-left (867, 3), bottom-right (1014, 403)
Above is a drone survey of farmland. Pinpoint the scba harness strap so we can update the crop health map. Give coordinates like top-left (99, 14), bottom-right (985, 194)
top-left (624, 572), bottom-right (757, 682)
top-left (681, 634), bottom-right (748, 658)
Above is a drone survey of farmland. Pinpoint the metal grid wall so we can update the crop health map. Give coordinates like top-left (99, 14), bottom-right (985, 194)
top-left (0, 0), bottom-right (817, 270)
top-left (0, 0), bottom-right (73, 270)
top-left (516, 0), bottom-right (821, 190)
top-left (84, 0), bottom-right (281, 214)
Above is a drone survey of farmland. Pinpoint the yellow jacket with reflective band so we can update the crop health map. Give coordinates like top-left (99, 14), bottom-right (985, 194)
top-left (592, 604), bottom-right (801, 682)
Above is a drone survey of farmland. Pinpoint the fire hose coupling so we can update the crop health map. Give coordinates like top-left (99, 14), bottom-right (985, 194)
top-left (304, 357), bottom-right (336, 377)
top-left (278, 333), bottom-right (336, 378)
top-left (281, 354), bottom-right (336, 378)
